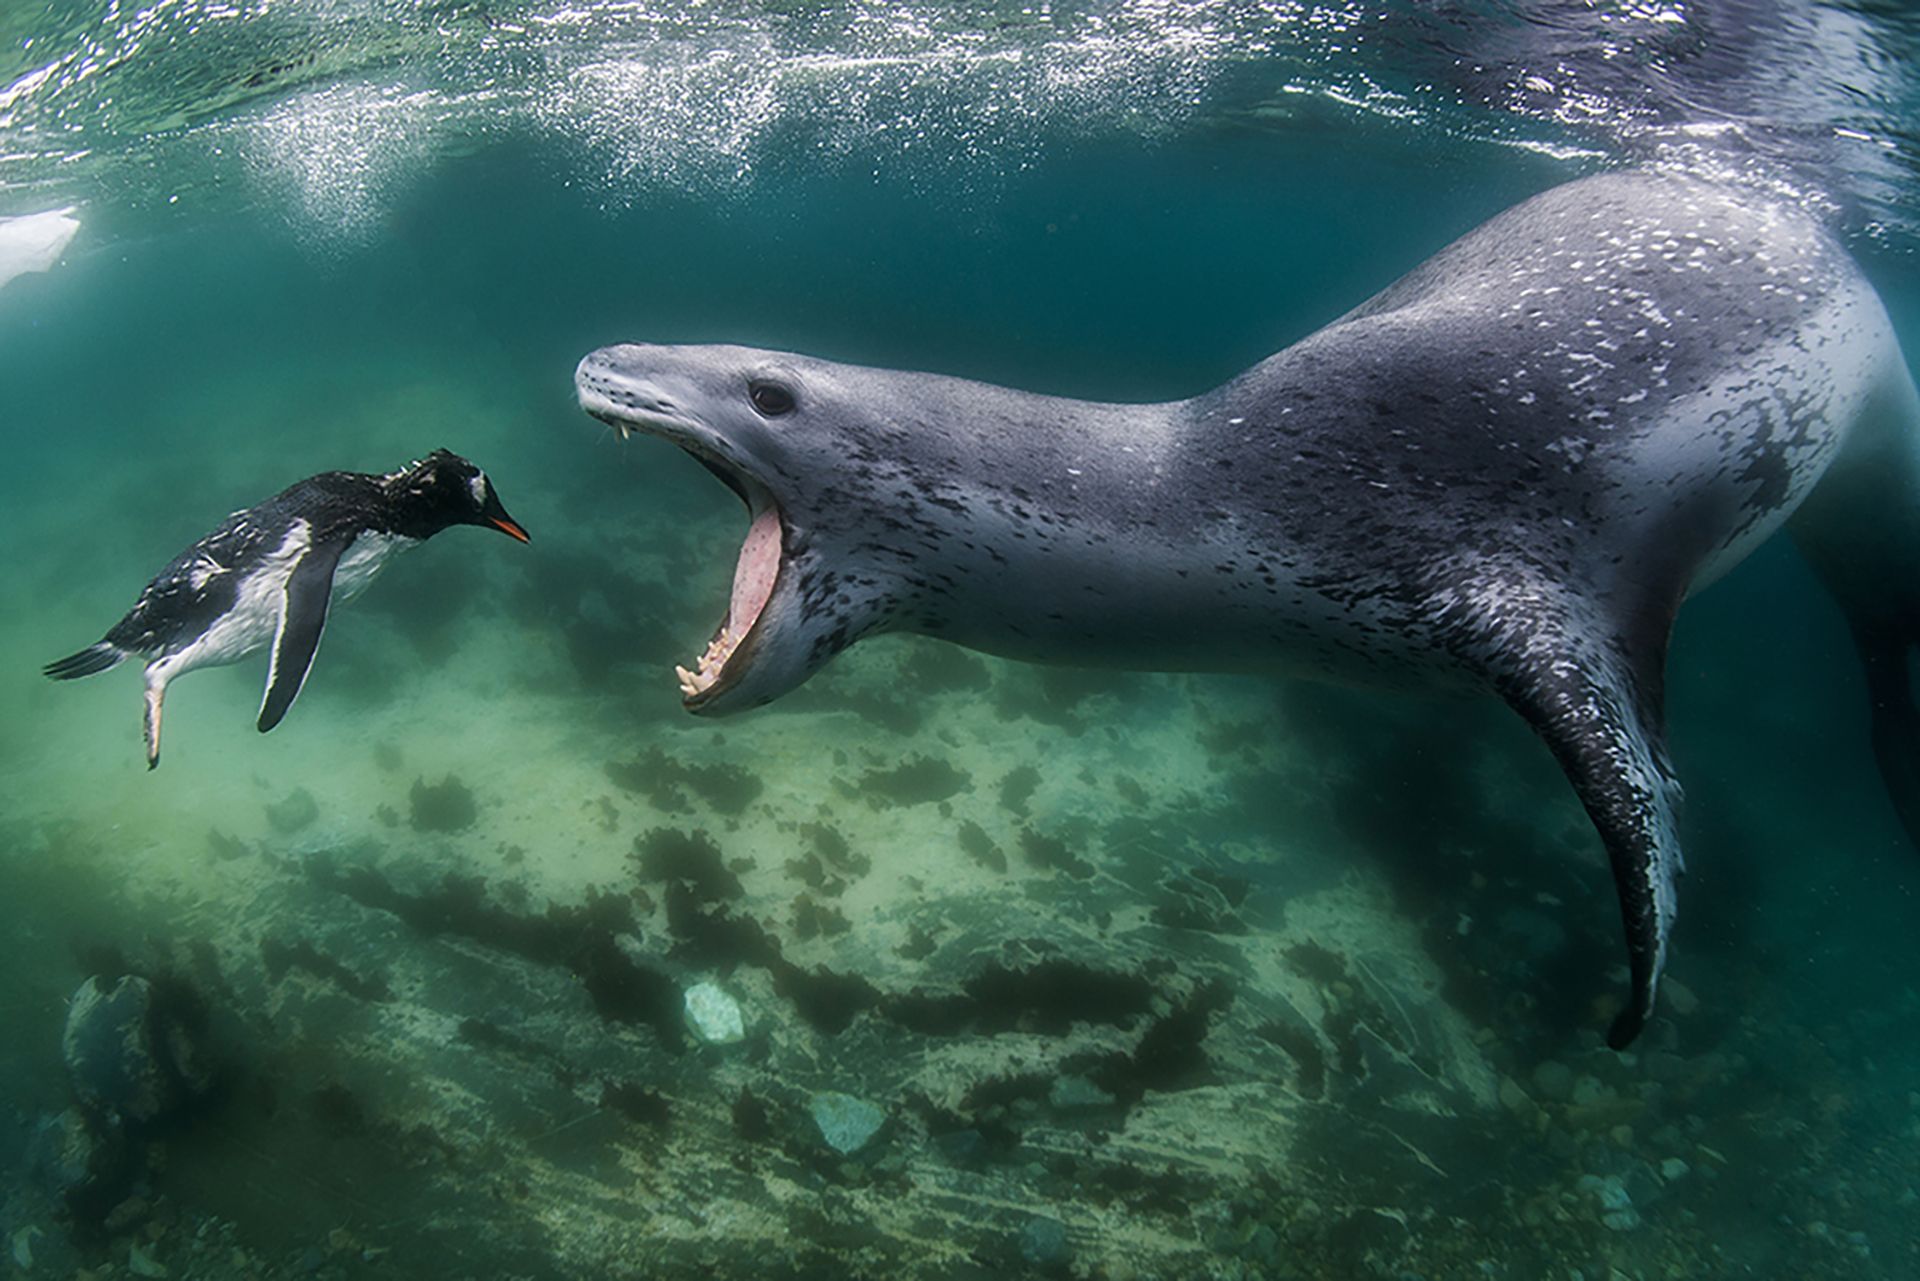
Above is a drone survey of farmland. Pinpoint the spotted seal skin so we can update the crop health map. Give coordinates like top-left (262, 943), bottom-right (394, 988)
top-left (575, 170), bottom-right (1920, 1049)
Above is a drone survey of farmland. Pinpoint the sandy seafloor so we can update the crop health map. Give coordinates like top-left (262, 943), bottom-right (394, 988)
top-left (2, 131), bottom-right (1919, 1280)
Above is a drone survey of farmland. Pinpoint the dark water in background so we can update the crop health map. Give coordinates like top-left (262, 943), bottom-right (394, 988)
top-left (4, 2), bottom-right (1920, 1278)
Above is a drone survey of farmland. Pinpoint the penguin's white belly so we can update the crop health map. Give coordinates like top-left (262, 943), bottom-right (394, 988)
top-left (331, 531), bottom-right (415, 602)
top-left (162, 523), bottom-right (314, 675)
top-left (157, 527), bottom-right (412, 678)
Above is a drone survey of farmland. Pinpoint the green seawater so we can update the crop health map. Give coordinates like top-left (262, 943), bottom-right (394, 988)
top-left (3, 3), bottom-right (1919, 1278)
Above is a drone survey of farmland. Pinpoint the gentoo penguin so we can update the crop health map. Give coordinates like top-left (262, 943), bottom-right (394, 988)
top-left (44, 449), bottom-right (530, 767)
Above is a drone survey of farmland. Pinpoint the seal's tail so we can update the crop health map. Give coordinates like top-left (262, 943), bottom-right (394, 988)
top-left (44, 641), bottom-right (125, 680)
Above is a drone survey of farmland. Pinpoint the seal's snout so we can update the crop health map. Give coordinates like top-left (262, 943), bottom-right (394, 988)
top-left (576, 343), bottom-right (659, 385)
top-left (573, 338), bottom-right (804, 716)
top-left (574, 346), bottom-right (628, 410)
top-left (575, 346), bottom-right (680, 439)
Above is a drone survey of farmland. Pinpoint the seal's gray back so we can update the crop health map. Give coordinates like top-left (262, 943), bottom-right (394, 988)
top-left (1192, 171), bottom-right (1899, 617)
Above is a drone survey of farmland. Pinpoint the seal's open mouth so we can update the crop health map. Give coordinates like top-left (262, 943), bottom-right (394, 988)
top-left (578, 383), bottom-right (785, 710)
top-left (681, 491), bottom-right (780, 702)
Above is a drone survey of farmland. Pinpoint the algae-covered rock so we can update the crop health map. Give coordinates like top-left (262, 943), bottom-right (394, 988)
top-left (63, 976), bottom-right (170, 1125)
top-left (28, 1106), bottom-right (131, 1219)
top-left (61, 971), bottom-right (218, 1135)
top-left (810, 1091), bottom-right (886, 1154)
top-left (1020, 1215), bottom-right (1072, 1269)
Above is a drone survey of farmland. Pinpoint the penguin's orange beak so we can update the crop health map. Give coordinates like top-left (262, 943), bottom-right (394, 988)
top-left (489, 516), bottom-right (531, 543)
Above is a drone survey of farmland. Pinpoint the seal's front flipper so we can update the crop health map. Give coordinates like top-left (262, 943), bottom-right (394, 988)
top-left (1453, 576), bottom-right (1684, 1049)
top-left (259, 537), bottom-right (347, 733)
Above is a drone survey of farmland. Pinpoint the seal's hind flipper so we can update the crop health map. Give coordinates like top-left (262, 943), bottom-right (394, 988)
top-left (1499, 654), bottom-right (1683, 1049)
top-left (259, 536), bottom-right (346, 733)
top-left (1447, 570), bottom-right (1683, 1048)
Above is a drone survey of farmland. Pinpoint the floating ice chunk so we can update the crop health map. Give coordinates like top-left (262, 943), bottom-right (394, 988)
top-left (0, 206), bottom-right (80, 291)
top-left (683, 980), bottom-right (746, 1044)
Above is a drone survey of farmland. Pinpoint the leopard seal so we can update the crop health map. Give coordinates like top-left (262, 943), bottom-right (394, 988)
top-left (574, 169), bottom-right (1920, 1049)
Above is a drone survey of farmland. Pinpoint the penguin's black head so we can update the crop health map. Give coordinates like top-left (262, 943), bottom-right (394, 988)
top-left (389, 448), bottom-right (531, 543)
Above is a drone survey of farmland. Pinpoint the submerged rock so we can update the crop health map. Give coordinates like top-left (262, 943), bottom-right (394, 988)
top-left (1531, 1059), bottom-right (1575, 1102)
top-left (933, 1128), bottom-right (987, 1167)
top-left (810, 1092), bottom-right (886, 1154)
top-left (61, 974), bottom-right (217, 1127)
top-left (29, 1106), bottom-right (131, 1219)
top-left (63, 976), bottom-right (170, 1124)
top-left (1020, 1215), bottom-right (1072, 1270)
top-left (1575, 1173), bottom-right (1640, 1231)
top-left (126, 1240), bottom-right (169, 1277)
top-left (683, 981), bottom-right (746, 1045)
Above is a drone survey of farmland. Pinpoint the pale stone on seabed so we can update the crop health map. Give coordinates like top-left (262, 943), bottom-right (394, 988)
top-left (683, 981), bottom-right (746, 1044)
top-left (12, 1227), bottom-right (38, 1271)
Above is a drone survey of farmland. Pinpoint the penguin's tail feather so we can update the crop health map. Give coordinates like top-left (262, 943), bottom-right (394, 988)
top-left (43, 641), bottom-right (126, 680)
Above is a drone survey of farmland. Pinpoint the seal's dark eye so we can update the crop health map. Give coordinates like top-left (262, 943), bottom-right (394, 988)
top-left (749, 380), bottom-right (795, 417)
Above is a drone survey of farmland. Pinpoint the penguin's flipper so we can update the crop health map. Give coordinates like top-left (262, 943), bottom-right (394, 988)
top-left (1446, 567), bottom-right (1683, 1049)
top-left (258, 536), bottom-right (348, 733)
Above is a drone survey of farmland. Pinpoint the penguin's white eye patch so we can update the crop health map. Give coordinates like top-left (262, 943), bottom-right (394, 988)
top-left (468, 474), bottom-right (489, 504)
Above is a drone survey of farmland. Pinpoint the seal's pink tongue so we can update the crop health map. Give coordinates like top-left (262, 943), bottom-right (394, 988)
top-left (727, 506), bottom-right (781, 637)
